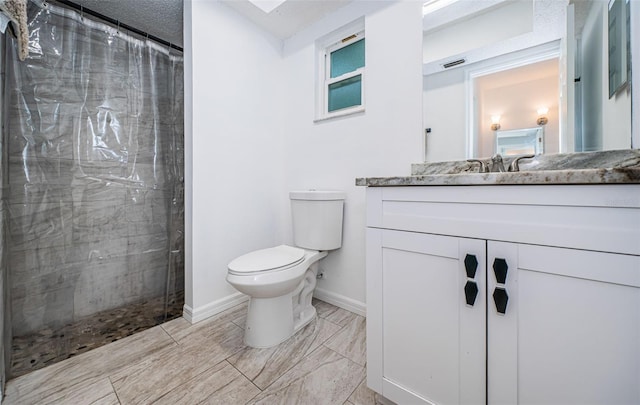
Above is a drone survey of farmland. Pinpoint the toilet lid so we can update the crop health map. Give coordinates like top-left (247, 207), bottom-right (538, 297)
top-left (228, 245), bottom-right (305, 274)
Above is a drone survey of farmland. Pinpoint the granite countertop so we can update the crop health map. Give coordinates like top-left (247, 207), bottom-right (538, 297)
top-left (356, 150), bottom-right (640, 186)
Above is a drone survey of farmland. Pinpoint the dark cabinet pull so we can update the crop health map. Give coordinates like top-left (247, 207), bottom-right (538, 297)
top-left (493, 258), bottom-right (508, 284)
top-left (493, 287), bottom-right (509, 314)
top-left (464, 254), bottom-right (478, 278)
top-left (464, 281), bottom-right (479, 306)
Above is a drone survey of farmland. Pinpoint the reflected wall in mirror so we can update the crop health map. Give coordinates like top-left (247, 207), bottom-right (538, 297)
top-left (422, 0), bottom-right (636, 162)
top-left (472, 54), bottom-right (558, 158)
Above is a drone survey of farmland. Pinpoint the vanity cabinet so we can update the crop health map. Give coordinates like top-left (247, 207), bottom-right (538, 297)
top-left (365, 185), bottom-right (640, 405)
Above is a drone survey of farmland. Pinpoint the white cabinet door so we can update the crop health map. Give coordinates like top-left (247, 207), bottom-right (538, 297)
top-left (488, 242), bottom-right (640, 405)
top-left (372, 229), bottom-right (486, 405)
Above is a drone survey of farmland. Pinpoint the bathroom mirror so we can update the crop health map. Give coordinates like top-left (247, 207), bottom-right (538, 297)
top-left (422, 0), bottom-right (635, 161)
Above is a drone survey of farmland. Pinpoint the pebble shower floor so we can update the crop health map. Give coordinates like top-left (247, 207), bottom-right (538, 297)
top-left (10, 292), bottom-right (184, 378)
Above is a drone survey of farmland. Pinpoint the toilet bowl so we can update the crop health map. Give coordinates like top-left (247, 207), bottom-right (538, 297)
top-left (226, 190), bottom-right (345, 348)
top-left (227, 245), bottom-right (327, 348)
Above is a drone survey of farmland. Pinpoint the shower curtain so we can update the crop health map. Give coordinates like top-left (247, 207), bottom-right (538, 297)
top-left (1, 1), bottom-right (184, 372)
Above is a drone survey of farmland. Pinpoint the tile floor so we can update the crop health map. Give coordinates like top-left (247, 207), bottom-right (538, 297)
top-left (4, 298), bottom-right (391, 405)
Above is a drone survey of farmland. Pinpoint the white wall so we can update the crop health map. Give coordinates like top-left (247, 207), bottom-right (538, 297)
top-left (184, 0), bottom-right (423, 319)
top-left (281, 1), bottom-right (424, 310)
top-left (185, 0), bottom-right (287, 321)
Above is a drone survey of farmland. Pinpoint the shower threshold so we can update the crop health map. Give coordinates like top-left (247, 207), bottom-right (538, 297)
top-left (10, 291), bottom-right (184, 378)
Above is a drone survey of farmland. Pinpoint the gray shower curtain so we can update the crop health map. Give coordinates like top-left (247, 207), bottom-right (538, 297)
top-left (2, 2), bottom-right (184, 344)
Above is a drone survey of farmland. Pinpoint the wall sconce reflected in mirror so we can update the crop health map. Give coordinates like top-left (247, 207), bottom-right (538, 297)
top-left (536, 107), bottom-right (549, 126)
top-left (490, 115), bottom-right (501, 131)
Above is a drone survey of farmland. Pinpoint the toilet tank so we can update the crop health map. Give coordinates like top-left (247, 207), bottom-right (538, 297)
top-left (290, 190), bottom-right (345, 251)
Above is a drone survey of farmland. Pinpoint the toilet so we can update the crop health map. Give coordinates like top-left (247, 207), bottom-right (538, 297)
top-left (226, 190), bottom-right (345, 348)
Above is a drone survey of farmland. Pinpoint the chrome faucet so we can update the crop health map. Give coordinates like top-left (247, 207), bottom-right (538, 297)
top-left (467, 154), bottom-right (535, 173)
top-left (508, 154), bottom-right (535, 172)
top-left (466, 158), bottom-right (489, 173)
top-left (490, 154), bottom-right (506, 172)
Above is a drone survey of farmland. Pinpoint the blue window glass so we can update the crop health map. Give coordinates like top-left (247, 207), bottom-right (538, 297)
top-left (328, 74), bottom-right (362, 112)
top-left (330, 39), bottom-right (365, 78)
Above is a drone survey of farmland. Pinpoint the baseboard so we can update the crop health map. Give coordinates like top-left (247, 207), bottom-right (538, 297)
top-left (313, 287), bottom-right (366, 317)
top-left (183, 292), bottom-right (249, 324)
top-left (184, 289), bottom-right (364, 323)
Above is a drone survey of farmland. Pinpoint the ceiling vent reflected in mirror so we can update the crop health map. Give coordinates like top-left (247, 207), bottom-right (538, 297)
top-left (443, 58), bottom-right (466, 69)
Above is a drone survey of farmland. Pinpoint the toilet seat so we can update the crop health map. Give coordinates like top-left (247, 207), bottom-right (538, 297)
top-left (228, 245), bottom-right (305, 275)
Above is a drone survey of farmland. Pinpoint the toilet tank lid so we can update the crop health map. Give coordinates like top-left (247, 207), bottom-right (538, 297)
top-left (289, 190), bottom-right (345, 201)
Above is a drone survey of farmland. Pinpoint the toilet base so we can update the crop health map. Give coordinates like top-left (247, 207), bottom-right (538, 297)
top-left (244, 295), bottom-right (295, 348)
top-left (235, 249), bottom-right (328, 349)
top-left (294, 305), bottom-right (316, 333)
top-left (244, 295), bottom-right (318, 349)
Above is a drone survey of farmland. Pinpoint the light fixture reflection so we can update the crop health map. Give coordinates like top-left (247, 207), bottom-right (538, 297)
top-left (490, 115), bottom-right (501, 131)
top-left (536, 107), bottom-right (549, 126)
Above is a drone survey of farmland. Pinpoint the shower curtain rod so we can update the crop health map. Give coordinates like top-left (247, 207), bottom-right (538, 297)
top-left (40, 0), bottom-right (183, 52)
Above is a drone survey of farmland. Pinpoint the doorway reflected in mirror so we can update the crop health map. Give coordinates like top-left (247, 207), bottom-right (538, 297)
top-left (495, 127), bottom-right (544, 156)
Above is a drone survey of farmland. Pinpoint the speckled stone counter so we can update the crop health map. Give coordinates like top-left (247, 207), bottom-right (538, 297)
top-left (356, 149), bottom-right (640, 186)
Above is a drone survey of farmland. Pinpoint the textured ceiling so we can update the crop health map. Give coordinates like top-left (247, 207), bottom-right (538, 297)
top-left (72, 0), bottom-right (184, 47)
top-left (69, 0), bottom-right (354, 49)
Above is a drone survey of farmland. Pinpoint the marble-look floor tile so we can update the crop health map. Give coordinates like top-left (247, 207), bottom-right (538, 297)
top-left (110, 321), bottom-right (245, 404)
top-left (162, 302), bottom-right (248, 343)
top-left (44, 377), bottom-right (120, 405)
top-left (91, 393), bottom-right (121, 405)
top-left (313, 298), bottom-right (360, 327)
top-left (347, 378), bottom-right (376, 405)
top-left (231, 313), bottom-right (247, 329)
top-left (6, 299), bottom-right (370, 405)
top-left (348, 377), bottom-right (397, 405)
top-left (5, 376), bottom-right (118, 405)
top-left (4, 326), bottom-right (174, 404)
top-left (228, 317), bottom-right (342, 390)
top-left (159, 316), bottom-right (190, 340)
top-left (154, 360), bottom-right (260, 404)
top-left (323, 315), bottom-right (367, 366)
top-left (250, 345), bottom-right (365, 405)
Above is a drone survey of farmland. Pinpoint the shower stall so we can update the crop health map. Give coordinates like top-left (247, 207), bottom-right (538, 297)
top-left (0, 1), bottom-right (184, 382)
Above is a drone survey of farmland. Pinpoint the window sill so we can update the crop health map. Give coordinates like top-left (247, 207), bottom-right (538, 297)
top-left (314, 106), bottom-right (365, 123)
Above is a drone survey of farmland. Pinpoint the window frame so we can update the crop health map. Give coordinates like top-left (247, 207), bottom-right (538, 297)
top-left (315, 22), bottom-right (365, 121)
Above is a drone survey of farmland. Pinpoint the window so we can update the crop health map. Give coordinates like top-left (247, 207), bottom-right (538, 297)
top-left (316, 22), bottom-right (365, 120)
